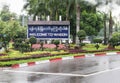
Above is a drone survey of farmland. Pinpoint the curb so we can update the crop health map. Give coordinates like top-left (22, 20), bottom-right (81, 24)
top-left (11, 52), bottom-right (120, 69)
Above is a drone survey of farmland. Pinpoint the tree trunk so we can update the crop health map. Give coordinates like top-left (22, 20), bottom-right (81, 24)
top-left (66, 0), bottom-right (69, 20)
top-left (104, 14), bottom-right (107, 45)
top-left (75, 3), bottom-right (80, 45)
top-left (73, 34), bottom-right (76, 44)
top-left (109, 11), bottom-right (113, 39)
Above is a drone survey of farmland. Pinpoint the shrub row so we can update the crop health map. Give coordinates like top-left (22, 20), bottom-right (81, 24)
top-left (0, 53), bottom-right (7, 56)
top-left (69, 48), bottom-right (120, 54)
top-left (1, 48), bottom-right (120, 62)
top-left (69, 49), bottom-right (86, 53)
top-left (0, 52), bottom-right (69, 61)
top-left (0, 53), bottom-right (51, 61)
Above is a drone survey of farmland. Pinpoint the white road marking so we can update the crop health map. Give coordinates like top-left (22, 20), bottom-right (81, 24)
top-left (35, 60), bottom-right (49, 64)
top-left (3, 67), bottom-right (120, 77)
top-left (19, 63), bottom-right (28, 67)
top-left (3, 70), bottom-right (87, 77)
top-left (85, 67), bottom-right (120, 77)
top-left (85, 54), bottom-right (95, 57)
top-left (62, 56), bottom-right (74, 60)
top-left (106, 52), bottom-right (117, 55)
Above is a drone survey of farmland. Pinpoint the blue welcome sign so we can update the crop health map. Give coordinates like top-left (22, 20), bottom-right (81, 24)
top-left (27, 21), bottom-right (70, 40)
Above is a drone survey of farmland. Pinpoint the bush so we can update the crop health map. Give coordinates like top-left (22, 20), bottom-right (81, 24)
top-left (13, 40), bottom-right (30, 52)
top-left (95, 44), bottom-right (100, 50)
top-left (79, 43), bottom-right (85, 47)
top-left (29, 37), bottom-right (37, 51)
top-left (93, 38), bottom-right (102, 43)
top-left (109, 37), bottom-right (119, 48)
top-left (20, 43), bottom-right (30, 52)
top-left (53, 40), bottom-right (60, 45)
top-left (69, 49), bottom-right (86, 53)
top-left (40, 42), bottom-right (44, 51)
top-left (53, 40), bottom-right (60, 50)
top-left (77, 30), bottom-right (86, 43)
top-left (74, 46), bottom-right (80, 49)
top-left (29, 37), bottom-right (37, 45)
top-left (13, 42), bottom-right (22, 50)
top-left (14, 38), bottom-right (23, 43)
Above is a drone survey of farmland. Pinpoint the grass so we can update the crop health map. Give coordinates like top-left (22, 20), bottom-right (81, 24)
top-left (116, 46), bottom-right (120, 49)
top-left (83, 44), bottom-right (107, 51)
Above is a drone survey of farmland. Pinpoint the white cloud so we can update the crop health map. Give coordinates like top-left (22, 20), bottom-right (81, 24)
top-left (0, 0), bottom-right (25, 15)
top-left (97, 2), bottom-right (120, 21)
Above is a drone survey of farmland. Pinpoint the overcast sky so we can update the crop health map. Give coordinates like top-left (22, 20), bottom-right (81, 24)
top-left (0, 0), bottom-right (120, 21)
top-left (0, 0), bottom-right (25, 15)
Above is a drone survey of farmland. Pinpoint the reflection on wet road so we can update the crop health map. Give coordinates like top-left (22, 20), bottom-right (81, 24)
top-left (1, 55), bottom-right (120, 83)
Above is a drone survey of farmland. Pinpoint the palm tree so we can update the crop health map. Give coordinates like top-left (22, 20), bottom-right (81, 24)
top-left (75, 0), bottom-right (81, 45)
top-left (24, 0), bottom-right (49, 20)
top-left (64, 0), bottom-right (81, 45)
top-left (64, 0), bottom-right (75, 20)
top-left (109, 11), bottom-right (114, 39)
top-left (103, 13), bottom-right (107, 45)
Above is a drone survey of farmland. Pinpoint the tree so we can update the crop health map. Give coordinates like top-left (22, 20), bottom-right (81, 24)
top-left (0, 34), bottom-right (10, 52)
top-left (53, 40), bottom-right (60, 51)
top-left (40, 42), bottom-right (44, 51)
top-left (77, 30), bottom-right (86, 44)
top-left (108, 32), bottom-right (120, 48)
top-left (29, 36), bottom-right (37, 51)
top-left (93, 38), bottom-right (102, 43)
top-left (69, 1), bottom-right (103, 43)
top-left (24, 0), bottom-right (104, 44)
top-left (103, 13), bottom-right (107, 45)
top-left (109, 11), bottom-right (114, 39)
top-left (95, 44), bottom-right (100, 50)
top-left (0, 5), bottom-right (16, 21)
top-left (0, 21), bottom-right (6, 34)
top-left (95, 0), bottom-right (115, 40)
top-left (2, 20), bottom-right (26, 41)
top-left (24, 0), bottom-right (39, 20)
top-left (81, 11), bottom-right (103, 36)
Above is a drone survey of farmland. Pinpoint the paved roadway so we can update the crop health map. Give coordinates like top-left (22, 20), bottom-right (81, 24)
top-left (1, 54), bottom-right (120, 83)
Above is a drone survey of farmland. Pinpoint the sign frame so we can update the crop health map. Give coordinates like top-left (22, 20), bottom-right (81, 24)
top-left (27, 21), bottom-right (70, 40)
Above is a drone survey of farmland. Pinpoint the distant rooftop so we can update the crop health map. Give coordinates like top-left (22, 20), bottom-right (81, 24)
top-left (28, 21), bottom-right (70, 25)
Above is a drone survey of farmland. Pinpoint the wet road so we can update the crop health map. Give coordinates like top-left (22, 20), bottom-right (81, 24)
top-left (1, 54), bottom-right (120, 83)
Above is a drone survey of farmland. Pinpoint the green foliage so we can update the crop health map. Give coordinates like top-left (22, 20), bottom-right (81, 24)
top-left (13, 38), bottom-right (30, 52)
top-left (109, 37), bottom-right (119, 48)
top-left (0, 20), bottom-right (27, 41)
top-left (77, 30), bottom-right (86, 43)
top-left (29, 37), bottom-right (37, 51)
top-left (93, 38), bottom-right (102, 43)
top-left (112, 32), bottom-right (120, 39)
top-left (79, 43), bottom-right (86, 47)
top-left (81, 11), bottom-right (104, 36)
top-left (0, 5), bottom-right (26, 41)
top-left (20, 43), bottom-right (30, 53)
top-left (24, 0), bottom-right (104, 44)
top-left (29, 37), bottom-right (37, 45)
top-left (53, 40), bottom-right (60, 46)
top-left (83, 44), bottom-right (107, 51)
top-left (0, 5), bottom-right (17, 21)
top-left (0, 34), bottom-right (10, 52)
top-left (109, 32), bottom-right (120, 48)
top-left (53, 40), bottom-right (60, 50)
top-left (95, 44), bottom-right (100, 50)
